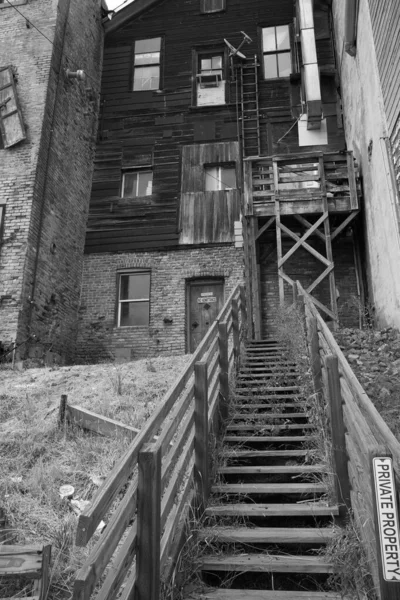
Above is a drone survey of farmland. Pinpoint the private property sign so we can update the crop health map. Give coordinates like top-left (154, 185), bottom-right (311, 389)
top-left (373, 457), bottom-right (400, 581)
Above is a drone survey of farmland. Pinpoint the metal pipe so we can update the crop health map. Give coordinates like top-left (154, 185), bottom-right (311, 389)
top-left (344, 0), bottom-right (357, 57)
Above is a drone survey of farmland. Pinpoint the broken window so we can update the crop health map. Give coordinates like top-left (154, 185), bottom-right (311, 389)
top-left (133, 37), bottom-right (161, 91)
top-left (121, 169), bottom-right (153, 197)
top-left (205, 164), bottom-right (237, 191)
top-left (0, 66), bottom-right (26, 148)
top-left (117, 271), bottom-right (150, 327)
top-left (261, 25), bottom-right (292, 79)
top-left (196, 51), bottom-right (226, 106)
top-left (200, 0), bottom-right (225, 13)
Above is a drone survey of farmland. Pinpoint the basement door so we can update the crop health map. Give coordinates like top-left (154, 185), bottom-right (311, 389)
top-left (187, 279), bottom-right (224, 352)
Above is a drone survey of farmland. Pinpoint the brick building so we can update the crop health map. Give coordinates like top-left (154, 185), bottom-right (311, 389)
top-left (0, 0), bottom-right (103, 362)
top-left (76, 0), bottom-right (363, 362)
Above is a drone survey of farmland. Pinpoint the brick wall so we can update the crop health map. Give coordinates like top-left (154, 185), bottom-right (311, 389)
top-left (260, 235), bottom-right (360, 338)
top-left (0, 0), bottom-right (103, 361)
top-left (76, 246), bottom-right (244, 361)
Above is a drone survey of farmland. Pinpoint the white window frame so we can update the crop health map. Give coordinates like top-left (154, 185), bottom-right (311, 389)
top-left (133, 37), bottom-right (162, 91)
top-left (204, 164), bottom-right (237, 191)
top-left (117, 271), bottom-right (150, 328)
top-left (121, 169), bottom-right (153, 198)
top-left (200, 0), bottom-right (226, 14)
top-left (261, 25), bottom-right (292, 80)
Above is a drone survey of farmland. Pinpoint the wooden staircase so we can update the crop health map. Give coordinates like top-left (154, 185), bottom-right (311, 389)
top-left (186, 340), bottom-right (346, 600)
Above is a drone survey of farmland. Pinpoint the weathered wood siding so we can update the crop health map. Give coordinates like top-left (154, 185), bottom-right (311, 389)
top-left (86, 0), bottom-right (344, 253)
top-left (368, 0), bottom-right (400, 135)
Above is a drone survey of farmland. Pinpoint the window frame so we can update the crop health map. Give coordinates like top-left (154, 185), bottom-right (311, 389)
top-left (131, 36), bottom-right (163, 92)
top-left (121, 168), bottom-right (153, 199)
top-left (192, 46), bottom-right (229, 107)
top-left (200, 0), bottom-right (226, 14)
top-left (204, 162), bottom-right (237, 191)
top-left (116, 270), bottom-right (151, 328)
top-left (260, 24), bottom-right (292, 80)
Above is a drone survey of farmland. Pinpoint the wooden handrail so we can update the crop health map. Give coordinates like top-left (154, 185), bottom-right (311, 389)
top-left (73, 283), bottom-right (246, 600)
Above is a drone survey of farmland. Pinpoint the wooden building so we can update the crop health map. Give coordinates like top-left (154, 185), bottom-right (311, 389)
top-left (77, 0), bottom-right (363, 360)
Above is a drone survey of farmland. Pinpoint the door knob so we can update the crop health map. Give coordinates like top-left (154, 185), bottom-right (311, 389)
top-left (191, 321), bottom-right (199, 329)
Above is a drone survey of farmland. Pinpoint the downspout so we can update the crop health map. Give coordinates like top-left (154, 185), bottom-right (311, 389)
top-left (344, 0), bottom-right (357, 57)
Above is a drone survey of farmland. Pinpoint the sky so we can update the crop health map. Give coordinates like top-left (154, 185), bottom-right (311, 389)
top-left (105, 0), bottom-right (136, 11)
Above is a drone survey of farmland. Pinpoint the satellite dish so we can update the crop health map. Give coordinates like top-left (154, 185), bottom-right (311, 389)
top-left (224, 39), bottom-right (246, 59)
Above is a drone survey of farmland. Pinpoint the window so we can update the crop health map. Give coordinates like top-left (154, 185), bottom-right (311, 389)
top-left (200, 0), bottom-right (225, 13)
top-left (117, 271), bottom-right (150, 327)
top-left (205, 164), bottom-right (237, 191)
top-left (122, 170), bottom-right (153, 198)
top-left (261, 25), bottom-right (292, 79)
top-left (196, 51), bottom-right (226, 106)
top-left (133, 37), bottom-right (161, 91)
top-left (0, 66), bottom-right (26, 148)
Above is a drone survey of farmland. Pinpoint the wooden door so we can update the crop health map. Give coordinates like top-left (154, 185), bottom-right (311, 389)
top-left (187, 279), bottom-right (224, 352)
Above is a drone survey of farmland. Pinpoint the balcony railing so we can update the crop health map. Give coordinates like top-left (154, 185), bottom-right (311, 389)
top-left (243, 151), bottom-right (360, 217)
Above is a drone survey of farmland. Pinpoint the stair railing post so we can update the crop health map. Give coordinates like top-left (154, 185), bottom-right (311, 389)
top-left (194, 361), bottom-right (209, 516)
top-left (324, 354), bottom-right (351, 520)
top-left (297, 292), bottom-right (307, 338)
top-left (232, 299), bottom-right (240, 372)
top-left (218, 321), bottom-right (229, 423)
top-left (136, 443), bottom-right (161, 600)
top-left (370, 447), bottom-right (400, 600)
top-left (307, 316), bottom-right (323, 399)
top-left (239, 284), bottom-right (247, 340)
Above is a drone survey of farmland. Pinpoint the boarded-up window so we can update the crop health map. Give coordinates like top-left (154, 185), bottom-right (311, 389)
top-left (0, 66), bottom-right (26, 148)
top-left (200, 0), bottom-right (225, 13)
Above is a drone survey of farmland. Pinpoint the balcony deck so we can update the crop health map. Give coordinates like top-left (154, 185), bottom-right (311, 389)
top-left (244, 151), bottom-right (360, 217)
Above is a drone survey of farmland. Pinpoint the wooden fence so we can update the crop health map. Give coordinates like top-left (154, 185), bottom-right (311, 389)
top-left (72, 284), bottom-right (246, 600)
top-left (296, 282), bottom-right (400, 599)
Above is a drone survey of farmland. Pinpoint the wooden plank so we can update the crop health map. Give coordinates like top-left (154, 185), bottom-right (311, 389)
top-left (243, 160), bottom-right (254, 216)
top-left (320, 157), bottom-right (338, 326)
top-left (274, 160), bottom-right (285, 305)
top-left (231, 298), bottom-right (240, 369)
top-left (324, 355), bottom-right (351, 519)
top-left (293, 214), bottom-right (325, 241)
top-left (278, 212), bottom-right (328, 267)
top-left (95, 525), bottom-right (137, 600)
top-left (200, 553), bottom-right (334, 573)
top-left (161, 438), bottom-right (194, 529)
top-left (307, 316), bottom-right (323, 396)
top-left (218, 321), bottom-right (229, 421)
top-left (205, 503), bottom-right (339, 517)
top-left (255, 216), bottom-right (275, 239)
top-left (226, 423), bottom-right (314, 431)
top-left (306, 264), bottom-right (334, 295)
top-left (199, 526), bottom-right (335, 544)
top-left (188, 590), bottom-right (350, 600)
top-left (66, 404), bottom-right (139, 440)
top-left (211, 483), bottom-right (326, 494)
top-left (278, 222), bottom-right (331, 267)
top-left (218, 465), bottom-right (324, 474)
top-left (194, 361), bottom-right (209, 514)
top-left (331, 210), bottom-right (359, 241)
top-left (136, 444), bottom-right (161, 600)
top-left (0, 547), bottom-right (43, 577)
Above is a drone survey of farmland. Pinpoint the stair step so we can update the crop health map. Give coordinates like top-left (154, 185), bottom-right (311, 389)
top-left (235, 386), bottom-right (300, 392)
top-left (238, 374), bottom-right (299, 380)
top-left (223, 435), bottom-right (316, 443)
top-left (226, 424), bottom-right (314, 431)
top-left (199, 553), bottom-right (334, 574)
top-left (187, 588), bottom-right (346, 599)
top-left (231, 412), bottom-right (307, 420)
top-left (218, 465), bottom-right (324, 475)
top-left (240, 367), bottom-right (298, 372)
top-left (205, 503), bottom-right (339, 518)
top-left (235, 403), bottom-right (307, 410)
top-left (199, 526), bottom-right (336, 545)
top-left (234, 396), bottom-right (302, 403)
top-left (246, 346), bottom-right (286, 351)
top-left (211, 483), bottom-right (326, 495)
top-left (221, 449), bottom-right (309, 459)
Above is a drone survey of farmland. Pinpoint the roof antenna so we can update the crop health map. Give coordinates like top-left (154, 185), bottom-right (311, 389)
top-left (224, 31), bottom-right (252, 59)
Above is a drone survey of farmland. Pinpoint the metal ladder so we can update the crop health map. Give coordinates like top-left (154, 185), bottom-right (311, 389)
top-left (240, 55), bottom-right (261, 158)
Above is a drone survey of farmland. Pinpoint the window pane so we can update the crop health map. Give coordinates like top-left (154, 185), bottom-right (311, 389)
top-left (123, 172), bottom-right (138, 197)
top-left (135, 52), bottom-right (160, 66)
top-left (120, 273), bottom-right (150, 301)
top-left (276, 25), bottom-right (290, 50)
top-left (133, 65), bottom-right (160, 90)
top-left (201, 58), bottom-right (212, 71)
top-left (262, 27), bottom-right (276, 52)
top-left (205, 166), bottom-right (219, 191)
top-left (263, 54), bottom-right (278, 79)
top-left (278, 52), bottom-right (291, 77)
top-left (221, 167), bottom-right (236, 190)
top-left (135, 38), bottom-right (161, 54)
top-left (120, 301), bottom-right (150, 326)
top-left (211, 56), bottom-right (222, 70)
top-left (138, 172), bottom-right (153, 196)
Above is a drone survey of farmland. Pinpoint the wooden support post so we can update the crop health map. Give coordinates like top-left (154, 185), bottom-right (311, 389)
top-left (297, 293), bottom-right (307, 338)
top-left (324, 355), bottom-right (351, 520)
top-left (58, 394), bottom-right (67, 428)
top-left (293, 282), bottom-right (298, 306)
top-left (307, 317), bottom-right (323, 397)
top-left (250, 218), bottom-right (262, 339)
top-left (273, 159), bottom-right (284, 306)
top-left (370, 447), bottom-right (400, 600)
top-left (136, 444), bottom-right (161, 600)
top-left (320, 156), bottom-right (338, 328)
top-left (194, 361), bottom-right (209, 516)
top-left (239, 284), bottom-right (247, 338)
top-left (218, 321), bottom-right (229, 422)
top-left (232, 298), bottom-right (240, 371)
top-left (242, 217), bottom-right (254, 340)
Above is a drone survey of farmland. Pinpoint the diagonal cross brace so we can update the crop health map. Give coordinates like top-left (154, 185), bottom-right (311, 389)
top-left (278, 214), bottom-right (330, 268)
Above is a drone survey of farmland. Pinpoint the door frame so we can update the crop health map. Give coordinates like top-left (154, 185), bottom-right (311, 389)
top-left (185, 277), bottom-right (225, 353)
